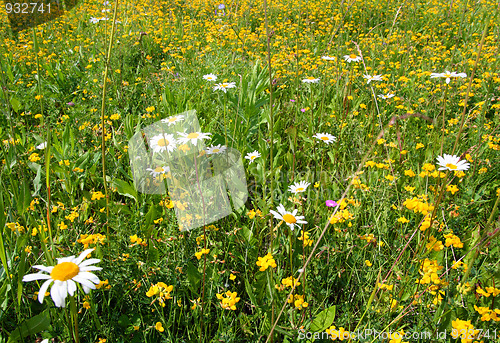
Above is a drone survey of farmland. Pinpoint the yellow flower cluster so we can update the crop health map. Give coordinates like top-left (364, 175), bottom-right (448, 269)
top-left (403, 197), bottom-right (435, 215)
top-left (417, 258), bottom-right (445, 287)
top-left (474, 305), bottom-right (500, 322)
top-left (6, 222), bottom-right (25, 233)
top-left (287, 294), bottom-right (308, 310)
top-left (216, 291), bottom-right (240, 310)
top-left (426, 235), bottom-right (443, 251)
top-left (146, 282), bottom-right (173, 307)
top-left (195, 248), bottom-right (210, 260)
top-left (28, 153), bottom-right (40, 162)
top-left (359, 233), bottom-right (376, 243)
top-left (451, 319), bottom-right (480, 343)
top-left (276, 276), bottom-right (300, 291)
top-left (95, 279), bottom-right (110, 290)
top-left (246, 209), bottom-right (263, 219)
top-left (298, 231), bottom-right (313, 247)
top-left (130, 234), bottom-right (147, 246)
top-left (256, 253), bottom-right (277, 271)
top-left (77, 234), bottom-right (106, 248)
top-left (329, 209), bottom-right (354, 224)
top-left (377, 282), bottom-right (394, 291)
top-left (65, 211), bottom-right (79, 222)
top-left (476, 286), bottom-right (500, 297)
top-left (451, 260), bottom-right (468, 272)
top-left (443, 233), bottom-right (463, 248)
top-left (419, 215), bottom-right (432, 231)
top-left (91, 191), bottom-right (106, 200)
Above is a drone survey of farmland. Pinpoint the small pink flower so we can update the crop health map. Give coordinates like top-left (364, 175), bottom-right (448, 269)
top-left (290, 99), bottom-right (295, 102)
top-left (300, 108), bottom-right (306, 112)
top-left (325, 200), bottom-right (338, 207)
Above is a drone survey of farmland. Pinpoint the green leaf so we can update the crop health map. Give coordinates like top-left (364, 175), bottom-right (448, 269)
top-left (185, 262), bottom-right (202, 292)
top-left (8, 312), bottom-right (50, 342)
top-left (9, 97), bottom-right (21, 113)
top-left (310, 305), bottom-right (336, 332)
top-left (244, 278), bottom-right (259, 312)
top-left (112, 178), bottom-right (138, 202)
top-left (32, 164), bottom-right (42, 197)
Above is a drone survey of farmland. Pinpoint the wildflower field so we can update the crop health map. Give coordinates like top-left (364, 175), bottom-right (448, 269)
top-left (1, 0), bottom-right (500, 341)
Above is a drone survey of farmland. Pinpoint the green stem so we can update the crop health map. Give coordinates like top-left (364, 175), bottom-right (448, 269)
top-left (69, 296), bottom-right (80, 343)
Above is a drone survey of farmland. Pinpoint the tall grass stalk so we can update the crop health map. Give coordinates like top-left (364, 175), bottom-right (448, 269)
top-left (262, 0), bottom-right (276, 339)
top-left (99, 0), bottom-right (120, 236)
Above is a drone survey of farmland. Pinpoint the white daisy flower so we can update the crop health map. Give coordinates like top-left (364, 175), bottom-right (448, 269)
top-left (245, 150), bottom-right (261, 164)
top-left (146, 166), bottom-right (170, 177)
top-left (378, 93), bottom-right (395, 99)
top-left (302, 77), bottom-right (320, 84)
top-left (313, 133), bottom-right (336, 144)
top-left (269, 204), bottom-right (307, 231)
top-left (321, 56), bottom-right (335, 61)
top-left (203, 74), bottom-right (218, 81)
top-left (213, 82), bottom-right (236, 93)
top-left (430, 71), bottom-right (467, 84)
top-left (161, 115), bottom-right (185, 126)
top-left (343, 54), bottom-right (362, 63)
top-left (177, 131), bottom-right (212, 146)
top-left (90, 17), bottom-right (100, 24)
top-left (288, 181), bottom-right (311, 194)
top-left (363, 74), bottom-right (383, 84)
top-left (22, 248), bottom-right (101, 308)
top-left (36, 142), bottom-right (47, 150)
top-left (436, 154), bottom-right (470, 171)
top-left (206, 144), bottom-right (227, 155)
top-left (149, 133), bottom-right (177, 153)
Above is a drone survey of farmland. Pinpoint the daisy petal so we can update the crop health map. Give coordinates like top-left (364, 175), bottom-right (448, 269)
top-left (23, 273), bottom-right (51, 282)
top-left (38, 279), bottom-right (53, 304)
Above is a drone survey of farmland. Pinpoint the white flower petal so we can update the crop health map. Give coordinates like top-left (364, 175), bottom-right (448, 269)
top-left (38, 279), bottom-right (53, 304)
top-left (23, 273), bottom-right (51, 282)
top-left (33, 265), bottom-right (54, 273)
top-left (67, 279), bottom-right (77, 296)
top-left (78, 258), bottom-right (101, 267)
top-left (77, 271), bottom-right (101, 284)
top-left (74, 248), bottom-right (95, 265)
top-left (73, 276), bottom-right (97, 290)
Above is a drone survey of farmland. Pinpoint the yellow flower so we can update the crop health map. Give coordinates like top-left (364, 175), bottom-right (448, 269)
top-left (446, 184), bottom-right (459, 194)
top-left (415, 143), bottom-right (424, 150)
top-left (91, 191), bottom-right (105, 200)
top-left (256, 253), bottom-right (277, 271)
top-left (28, 153), bottom-right (41, 162)
top-left (195, 248), bottom-right (210, 260)
top-left (229, 273), bottom-right (236, 281)
top-left (365, 260), bottom-right (372, 267)
top-left (155, 322), bottom-right (164, 332)
top-left (397, 216), bottom-right (409, 223)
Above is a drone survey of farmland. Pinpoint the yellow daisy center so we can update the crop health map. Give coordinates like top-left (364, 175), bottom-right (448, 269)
top-left (321, 136), bottom-right (329, 140)
top-left (157, 138), bottom-right (169, 147)
top-left (307, 77), bottom-right (315, 80)
top-left (51, 262), bottom-right (80, 281)
top-left (283, 214), bottom-right (297, 224)
top-left (349, 54), bottom-right (357, 59)
top-left (154, 167), bottom-right (163, 173)
top-left (250, 155), bottom-right (256, 160)
top-left (187, 133), bottom-right (199, 139)
top-left (296, 187), bottom-right (304, 192)
top-left (168, 117), bottom-right (177, 122)
top-left (446, 163), bottom-right (457, 170)
top-left (213, 149), bottom-right (220, 153)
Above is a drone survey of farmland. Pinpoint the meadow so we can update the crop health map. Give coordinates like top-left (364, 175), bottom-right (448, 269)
top-left (0, 0), bottom-right (500, 342)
